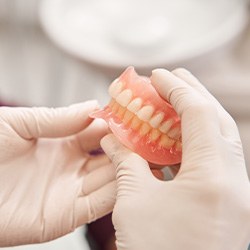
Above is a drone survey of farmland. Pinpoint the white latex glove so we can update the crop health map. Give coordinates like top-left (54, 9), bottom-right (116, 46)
top-left (101, 69), bottom-right (250, 250)
top-left (0, 101), bottom-right (116, 247)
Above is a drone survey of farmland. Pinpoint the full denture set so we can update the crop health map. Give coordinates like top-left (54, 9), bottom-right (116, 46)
top-left (91, 67), bottom-right (182, 165)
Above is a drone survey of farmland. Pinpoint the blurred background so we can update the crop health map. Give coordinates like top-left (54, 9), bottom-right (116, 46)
top-left (0, 0), bottom-right (250, 249)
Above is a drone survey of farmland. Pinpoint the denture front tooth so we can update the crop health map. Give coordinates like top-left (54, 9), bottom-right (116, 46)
top-left (149, 112), bottom-right (164, 128)
top-left (168, 127), bottom-right (181, 140)
top-left (137, 105), bottom-right (155, 122)
top-left (159, 135), bottom-right (175, 149)
top-left (130, 116), bottom-right (142, 130)
top-left (139, 123), bottom-right (151, 136)
top-left (108, 80), bottom-right (124, 98)
top-left (127, 98), bottom-right (142, 113)
top-left (116, 89), bottom-right (133, 107)
top-left (150, 129), bottom-right (161, 141)
top-left (159, 119), bottom-right (173, 134)
top-left (117, 106), bottom-right (126, 118)
top-left (123, 110), bottom-right (134, 125)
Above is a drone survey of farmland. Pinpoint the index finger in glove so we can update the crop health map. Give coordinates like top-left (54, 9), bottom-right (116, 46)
top-left (82, 163), bottom-right (115, 195)
top-left (75, 181), bottom-right (116, 226)
top-left (151, 69), bottom-right (221, 145)
top-left (0, 101), bottom-right (98, 140)
top-left (76, 118), bottom-right (109, 152)
top-left (101, 134), bottom-right (156, 185)
top-left (172, 68), bottom-right (240, 141)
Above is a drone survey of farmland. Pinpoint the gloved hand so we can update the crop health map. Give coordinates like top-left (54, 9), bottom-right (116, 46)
top-left (0, 101), bottom-right (116, 247)
top-left (101, 69), bottom-right (250, 250)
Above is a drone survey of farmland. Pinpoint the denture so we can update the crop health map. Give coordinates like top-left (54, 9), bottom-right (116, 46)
top-left (91, 67), bottom-right (182, 165)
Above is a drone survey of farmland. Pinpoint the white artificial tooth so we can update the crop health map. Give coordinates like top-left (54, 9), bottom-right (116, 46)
top-left (175, 141), bottom-right (182, 151)
top-left (117, 106), bottom-right (126, 118)
top-left (123, 110), bottom-right (134, 124)
top-left (130, 116), bottom-right (142, 130)
top-left (150, 129), bottom-right (161, 141)
top-left (137, 105), bottom-right (155, 122)
top-left (116, 89), bottom-right (133, 107)
top-left (111, 102), bottom-right (120, 113)
top-left (108, 98), bottom-right (115, 107)
top-left (108, 80), bottom-right (123, 98)
top-left (159, 135), bottom-right (175, 149)
top-left (159, 119), bottom-right (173, 134)
top-left (140, 123), bottom-right (151, 136)
top-left (149, 112), bottom-right (164, 128)
top-left (127, 98), bottom-right (142, 113)
top-left (168, 127), bottom-right (181, 140)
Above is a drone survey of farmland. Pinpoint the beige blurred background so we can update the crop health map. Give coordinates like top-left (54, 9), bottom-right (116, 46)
top-left (0, 0), bottom-right (250, 249)
top-left (0, 0), bottom-right (249, 167)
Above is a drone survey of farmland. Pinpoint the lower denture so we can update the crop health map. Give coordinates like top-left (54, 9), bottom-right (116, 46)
top-left (109, 99), bottom-right (180, 151)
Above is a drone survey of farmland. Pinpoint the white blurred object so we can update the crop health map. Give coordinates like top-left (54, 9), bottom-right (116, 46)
top-left (40, 0), bottom-right (249, 69)
top-left (0, 227), bottom-right (90, 250)
top-left (0, 0), bottom-right (41, 25)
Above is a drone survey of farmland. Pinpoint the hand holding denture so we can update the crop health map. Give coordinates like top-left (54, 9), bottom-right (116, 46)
top-left (101, 68), bottom-right (250, 250)
top-left (0, 102), bottom-right (116, 246)
top-left (91, 67), bottom-right (182, 165)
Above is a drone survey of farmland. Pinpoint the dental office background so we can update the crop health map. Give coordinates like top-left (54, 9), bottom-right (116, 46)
top-left (0, 0), bottom-right (250, 250)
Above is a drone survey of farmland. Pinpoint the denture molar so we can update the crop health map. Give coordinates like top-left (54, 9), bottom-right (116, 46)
top-left (127, 98), bottom-right (142, 113)
top-left (159, 135), bottom-right (175, 149)
top-left (111, 101), bottom-right (120, 113)
top-left (130, 116), bottom-right (142, 130)
top-left (116, 89), bottom-right (133, 107)
top-left (150, 129), bottom-right (161, 141)
top-left (168, 127), bottom-right (181, 140)
top-left (90, 66), bottom-right (182, 165)
top-left (149, 112), bottom-right (165, 128)
top-left (137, 105), bottom-right (155, 122)
top-left (123, 110), bottom-right (134, 125)
top-left (117, 106), bottom-right (126, 119)
top-left (175, 141), bottom-right (182, 151)
top-left (140, 123), bottom-right (151, 136)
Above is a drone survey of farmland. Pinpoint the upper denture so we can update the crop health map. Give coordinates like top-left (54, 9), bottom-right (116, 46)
top-left (108, 92), bottom-right (180, 149)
